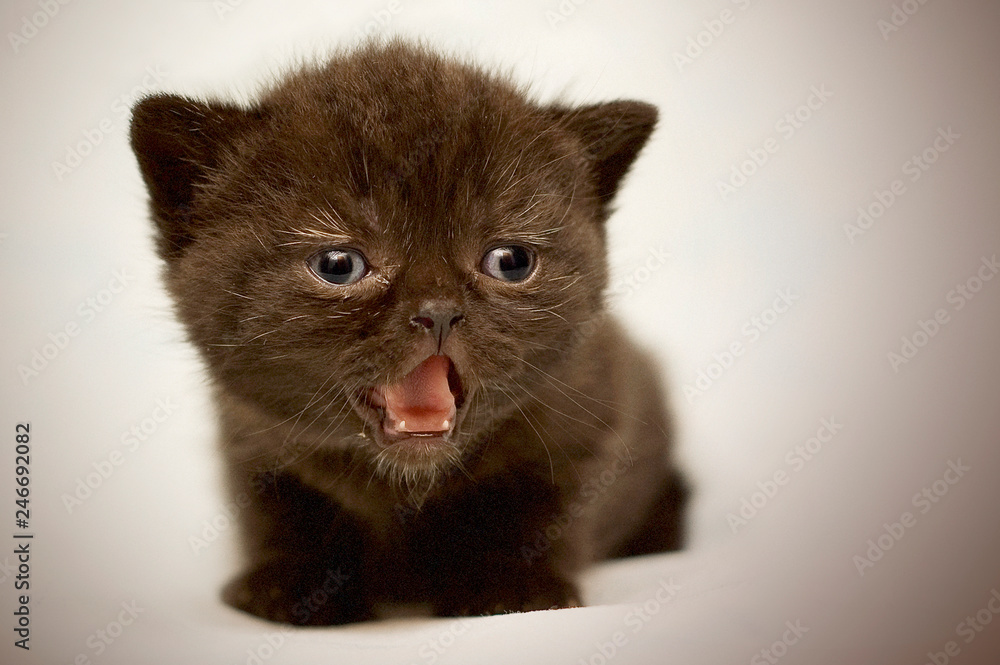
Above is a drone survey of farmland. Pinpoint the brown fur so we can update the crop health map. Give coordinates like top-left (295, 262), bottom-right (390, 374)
top-left (130, 40), bottom-right (686, 625)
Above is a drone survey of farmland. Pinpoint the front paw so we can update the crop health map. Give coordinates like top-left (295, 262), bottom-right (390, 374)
top-left (437, 572), bottom-right (581, 617)
top-left (223, 559), bottom-right (367, 625)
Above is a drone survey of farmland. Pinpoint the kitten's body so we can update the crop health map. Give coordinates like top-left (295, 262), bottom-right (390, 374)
top-left (131, 41), bottom-right (686, 624)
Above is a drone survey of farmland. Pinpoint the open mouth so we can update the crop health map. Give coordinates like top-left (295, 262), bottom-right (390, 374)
top-left (355, 354), bottom-right (467, 445)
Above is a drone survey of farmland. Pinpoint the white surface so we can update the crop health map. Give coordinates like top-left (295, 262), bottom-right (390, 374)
top-left (2, 1), bottom-right (999, 663)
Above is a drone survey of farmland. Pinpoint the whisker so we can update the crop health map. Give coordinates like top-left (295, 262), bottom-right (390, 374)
top-left (495, 384), bottom-right (555, 485)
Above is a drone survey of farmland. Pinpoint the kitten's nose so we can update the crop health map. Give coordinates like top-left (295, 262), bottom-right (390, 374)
top-left (411, 301), bottom-right (464, 353)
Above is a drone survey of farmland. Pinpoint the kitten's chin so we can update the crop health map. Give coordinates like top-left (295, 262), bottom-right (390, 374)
top-left (362, 412), bottom-right (470, 491)
top-left (344, 353), bottom-right (475, 499)
top-left (370, 436), bottom-right (464, 505)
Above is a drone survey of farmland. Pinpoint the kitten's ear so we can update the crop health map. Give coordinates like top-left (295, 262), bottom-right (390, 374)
top-left (129, 93), bottom-right (264, 258)
top-left (549, 101), bottom-right (657, 207)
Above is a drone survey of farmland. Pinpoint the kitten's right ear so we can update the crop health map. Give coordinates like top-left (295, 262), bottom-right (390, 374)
top-left (130, 94), bottom-right (264, 259)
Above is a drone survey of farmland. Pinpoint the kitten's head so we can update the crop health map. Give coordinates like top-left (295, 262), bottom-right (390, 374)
top-left (130, 40), bottom-right (656, 488)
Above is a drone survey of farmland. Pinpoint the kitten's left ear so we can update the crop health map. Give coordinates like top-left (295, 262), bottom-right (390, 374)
top-left (548, 101), bottom-right (657, 207)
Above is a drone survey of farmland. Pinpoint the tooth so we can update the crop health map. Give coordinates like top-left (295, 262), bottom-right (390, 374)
top-left (398, 420), bottom-right (406, 430)
top-left (442, 419), bottom-right (450, 429)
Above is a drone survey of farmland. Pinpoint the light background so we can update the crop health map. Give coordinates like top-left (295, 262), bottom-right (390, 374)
top-left (2, 0), bottom-right (999, 663)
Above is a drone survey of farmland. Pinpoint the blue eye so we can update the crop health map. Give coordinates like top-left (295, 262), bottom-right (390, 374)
top-left (481, 245), bottom-right (536, 282)
top-left (309, 248), bottom-right (368, 285)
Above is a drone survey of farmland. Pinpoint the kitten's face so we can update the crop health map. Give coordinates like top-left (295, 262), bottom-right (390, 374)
top-left (182, 109), bottom-right (603, 478)
top-left (130, 42), bottom-right (655, 484)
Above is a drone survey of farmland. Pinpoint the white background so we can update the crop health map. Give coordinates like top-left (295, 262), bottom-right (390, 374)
top-left (2, 1), bottom-right (999, 663)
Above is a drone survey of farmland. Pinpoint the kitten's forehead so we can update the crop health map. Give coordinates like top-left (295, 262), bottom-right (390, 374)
top-left (263, 43), bottom-right (578, 191)
top-left (256, 49), bottom-right (584, 246)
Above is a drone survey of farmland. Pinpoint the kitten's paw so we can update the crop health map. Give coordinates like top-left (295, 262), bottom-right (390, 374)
top-left (223, 559), bottom-right (368, 626)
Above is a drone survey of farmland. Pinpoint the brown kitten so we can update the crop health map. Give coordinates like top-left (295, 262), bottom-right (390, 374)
top-left (130, 40), bottom-right (687, 625)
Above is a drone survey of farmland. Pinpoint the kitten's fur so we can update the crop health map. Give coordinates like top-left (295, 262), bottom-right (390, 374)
top-left (130, 40), bottom-right (686, 625)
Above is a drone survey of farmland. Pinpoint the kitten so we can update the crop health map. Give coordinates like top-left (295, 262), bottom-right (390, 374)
top-left (130, 40), bottom-right (687, 625)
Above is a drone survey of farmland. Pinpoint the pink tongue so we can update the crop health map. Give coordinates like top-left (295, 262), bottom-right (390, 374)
top-left (382, 355), bottom-right (456, 434)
